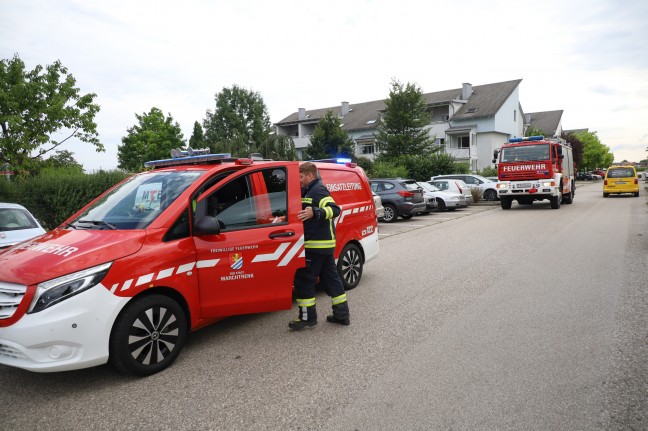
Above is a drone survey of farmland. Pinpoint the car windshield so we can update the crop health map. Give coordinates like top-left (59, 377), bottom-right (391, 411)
top-left (501, 144), bottom-right (550, 163)
top-left (403, 181), bottom-right (421, 191)
top-left (0, 208), bottom-right (39, 232)
top-left (418, 182), bottom-right (439, 192)
top-left (70, 170), bottom-right (205, 230)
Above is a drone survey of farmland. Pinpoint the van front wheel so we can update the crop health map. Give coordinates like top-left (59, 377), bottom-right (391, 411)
top-left (338, 243), bottom-right (363, 290)
top-left (109, 294), bottom-right (188, 376)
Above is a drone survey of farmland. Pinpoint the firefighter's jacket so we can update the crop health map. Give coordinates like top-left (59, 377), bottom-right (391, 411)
top-left (301, 178), bottom-right (340, 254)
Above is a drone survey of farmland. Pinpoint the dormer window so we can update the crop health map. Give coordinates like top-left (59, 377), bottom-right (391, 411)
top-left (366, 119), bottom-right (377, 124)
top-left (466, 108), bottom-right (478, 113)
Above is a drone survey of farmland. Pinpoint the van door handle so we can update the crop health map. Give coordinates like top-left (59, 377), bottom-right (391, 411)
top-left (269, 231), bottom-right (295, 239)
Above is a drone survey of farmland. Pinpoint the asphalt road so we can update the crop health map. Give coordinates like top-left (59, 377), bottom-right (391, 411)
top-left (1, 181), bottom-right (646, 430)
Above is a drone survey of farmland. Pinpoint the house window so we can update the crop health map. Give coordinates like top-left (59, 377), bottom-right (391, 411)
top-left (458, 136), bottom-right (470, 149)
top-left (361, 143), bottom-right (374, 154)
top-left (514, 110), bottom-right (517, 121)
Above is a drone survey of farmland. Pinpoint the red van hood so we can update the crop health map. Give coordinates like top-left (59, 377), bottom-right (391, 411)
top-left (0, 228), bottom-right (146, 285)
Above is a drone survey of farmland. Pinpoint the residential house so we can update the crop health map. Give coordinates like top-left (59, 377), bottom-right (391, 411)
top-left (524, 110), bottom-right (564, 137)
top-left (274, 79), bottom-right (526, 171)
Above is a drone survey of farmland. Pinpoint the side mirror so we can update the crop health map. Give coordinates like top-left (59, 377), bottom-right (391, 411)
top-left (559, 154), bottom-right (564, 160)
top-left (194, 216), bottom-right (222, 236)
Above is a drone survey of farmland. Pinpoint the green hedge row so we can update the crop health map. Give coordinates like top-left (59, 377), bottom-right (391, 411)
top-left (0, 170), bottom-right (130, 230)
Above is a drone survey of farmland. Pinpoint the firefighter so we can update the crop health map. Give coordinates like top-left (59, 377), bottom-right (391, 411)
top-left (289, 162), bottom-right (351, 330)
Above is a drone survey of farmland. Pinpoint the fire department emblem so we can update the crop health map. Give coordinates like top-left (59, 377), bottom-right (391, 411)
top-left (229, 253), bottom-right (243, 270)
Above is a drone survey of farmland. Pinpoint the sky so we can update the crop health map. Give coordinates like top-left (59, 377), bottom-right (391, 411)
top-left (2, 0), bottom-right (648, 172)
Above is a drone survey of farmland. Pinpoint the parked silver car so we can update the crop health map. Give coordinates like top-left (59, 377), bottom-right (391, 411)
top-left (416, 182), bottom-right (468, 211)
top-left (428, 179), bottom-right (472, 204)
top-left (0, 203), bottom-right (46, 249)
top-left (372, 191), bottom-right (385, 220)
top-left (430, 174), bottom-right (499, 200)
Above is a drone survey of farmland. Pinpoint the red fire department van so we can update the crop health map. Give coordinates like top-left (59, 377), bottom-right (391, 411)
top-left (493, 135), bottom-right (575, 209)
top-left (0, 153), bottom-right (379, 375)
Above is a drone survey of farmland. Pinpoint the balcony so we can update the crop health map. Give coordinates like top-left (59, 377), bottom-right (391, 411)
top-left (442, 148), bottom-right (470, 159)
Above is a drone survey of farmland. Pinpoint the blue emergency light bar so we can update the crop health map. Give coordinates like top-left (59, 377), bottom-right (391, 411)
top-left (144, 153), bottom-right (232, 168)
top-left (309, 157), bottom-right (354, 164)
top-left (508, 135), bottom-right (544, 143)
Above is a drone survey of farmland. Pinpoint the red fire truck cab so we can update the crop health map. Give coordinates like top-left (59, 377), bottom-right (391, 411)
top-left (0, 153), bottom-right (379, 375)
top-left (494, 136), bottom-right (575, 209)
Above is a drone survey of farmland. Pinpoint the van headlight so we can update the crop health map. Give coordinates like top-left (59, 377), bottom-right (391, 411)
top-left (28, 262), bottom-right (112, 313)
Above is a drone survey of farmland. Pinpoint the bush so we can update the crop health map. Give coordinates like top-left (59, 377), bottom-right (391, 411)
top-left (470, 187), bottom-right (482, 203)
top-left (370, 153), bottom-right (460, 180)
top-left (369, 160), bottom-right (409, 178)
top-left (477, 167), bottom-right (498, 177)
top-left (1, 169), bottom-right (129, 230)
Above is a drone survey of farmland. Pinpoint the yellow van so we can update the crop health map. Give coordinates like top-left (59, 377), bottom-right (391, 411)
top-left (603, 165), bottom-right (639, 197)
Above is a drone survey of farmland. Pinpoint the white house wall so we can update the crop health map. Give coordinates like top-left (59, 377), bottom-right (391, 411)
top-left (493, 86), bottom-right (523, 138)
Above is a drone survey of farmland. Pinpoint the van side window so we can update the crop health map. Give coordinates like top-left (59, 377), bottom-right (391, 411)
top-left (164, 208), bottom-right (190, 242)
top-left (200, 168), bottom-right (287, 231)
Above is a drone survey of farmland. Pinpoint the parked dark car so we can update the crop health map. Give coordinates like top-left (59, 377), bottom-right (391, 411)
top-left (576, 172), bottom-right (593, 180)
top-left (369, 178), bottom-right (426, 223)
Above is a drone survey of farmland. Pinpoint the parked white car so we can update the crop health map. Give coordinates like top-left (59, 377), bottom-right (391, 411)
top-left (430, 174), bottom-right (499, 200)
top-left (416, 182), bottom-right (468, 211)
top-left (0, 203), bottom-right (46, 249)
top-left (372, 191), bottom-right (385, 220)
top-left (428, 179), bottom-right (472, 204)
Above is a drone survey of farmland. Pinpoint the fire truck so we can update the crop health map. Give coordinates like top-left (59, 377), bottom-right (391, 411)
top-left (493, 136), bottom-right (575, 209)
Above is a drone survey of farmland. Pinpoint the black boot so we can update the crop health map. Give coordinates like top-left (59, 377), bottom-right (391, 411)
top-left (289, 305), bottom-right (317, 330)
top-left (327, 302), bottom-right (350, 326)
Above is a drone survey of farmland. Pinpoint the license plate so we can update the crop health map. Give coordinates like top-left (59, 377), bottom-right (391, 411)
top-left (517, 183), bottom-right (532, 188)
top-left (616, 181), bottom-right (626, 184)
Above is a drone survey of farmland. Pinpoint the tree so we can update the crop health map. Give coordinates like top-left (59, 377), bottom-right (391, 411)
top-left (203, 85), bottom-right (272, 157)
top-left (256, 134), bottom-right (297, 160)
top-left (562, 131), bottom-right (583, 169)
top-left (525, 125), bottom-right (547, 137)
top-left (304, 111), bottom-right (355, 160)
top-left (117, 108), bottom-right (185, 172)
top-left (42, 150), bottom-right (84, 174)
top-left (0, 54), bottom-right (102, 173)
top-left (188, 121), bottom-right (205, 149)
top-left (374, 80), bottom-right (434, 159)
top-left (576, 131), bottom-right (613, 171)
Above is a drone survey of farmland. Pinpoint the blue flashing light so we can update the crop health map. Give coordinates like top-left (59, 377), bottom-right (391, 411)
top-left (336, 158), bottom-right (353, 164)
top-left (508, 135), bottom-right (545, 143)
top-left (144, 153), bottom-right (232, 168)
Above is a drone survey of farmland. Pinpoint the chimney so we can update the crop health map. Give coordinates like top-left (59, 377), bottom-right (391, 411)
top-left (461, 83), bottom-right (472, 100)
top-left (341, 101), bottom-right (350, 117)
top-left (298, 108), bottom-right (306, 121)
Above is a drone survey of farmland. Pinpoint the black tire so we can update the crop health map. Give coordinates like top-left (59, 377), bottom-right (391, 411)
top-left (483, 189), bottom-right (497, 201)
top-left (382, 204), bottom-right (397, 223)
top-left (634, 192), bottom-right (640, 197)
top-left (436, 198), bottom-right (447, 211)
top-left (337, 243), bottom-right (363, 290)
top-left (550, 194), bottom-right (561, 209)
top-left (563, 187), bottom-right (574, 204)
top-left (401, 214), bottom-right (414, 219)
top-left (109, 294), bottom-right (188, 376)
top-left (603, 193), bottom-right (609, 198)
top-left (500, 197), bottom-right (512, 209)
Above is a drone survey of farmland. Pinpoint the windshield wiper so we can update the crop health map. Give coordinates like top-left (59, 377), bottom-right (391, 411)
top-left (77, 220), bottom-right (118, 230)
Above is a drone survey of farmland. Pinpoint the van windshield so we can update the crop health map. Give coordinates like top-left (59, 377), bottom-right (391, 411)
top-left (70, 170), bottom-right (205, 230)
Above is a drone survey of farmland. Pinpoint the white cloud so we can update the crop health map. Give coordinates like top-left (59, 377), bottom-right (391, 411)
top-left (2, 0), bottom-right (647, 171)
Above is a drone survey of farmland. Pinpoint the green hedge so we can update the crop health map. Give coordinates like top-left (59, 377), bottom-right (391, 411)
top-left (366, 154), bottom-right (468, 181)
top-left (0, 170), bottom-right (130, 230)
